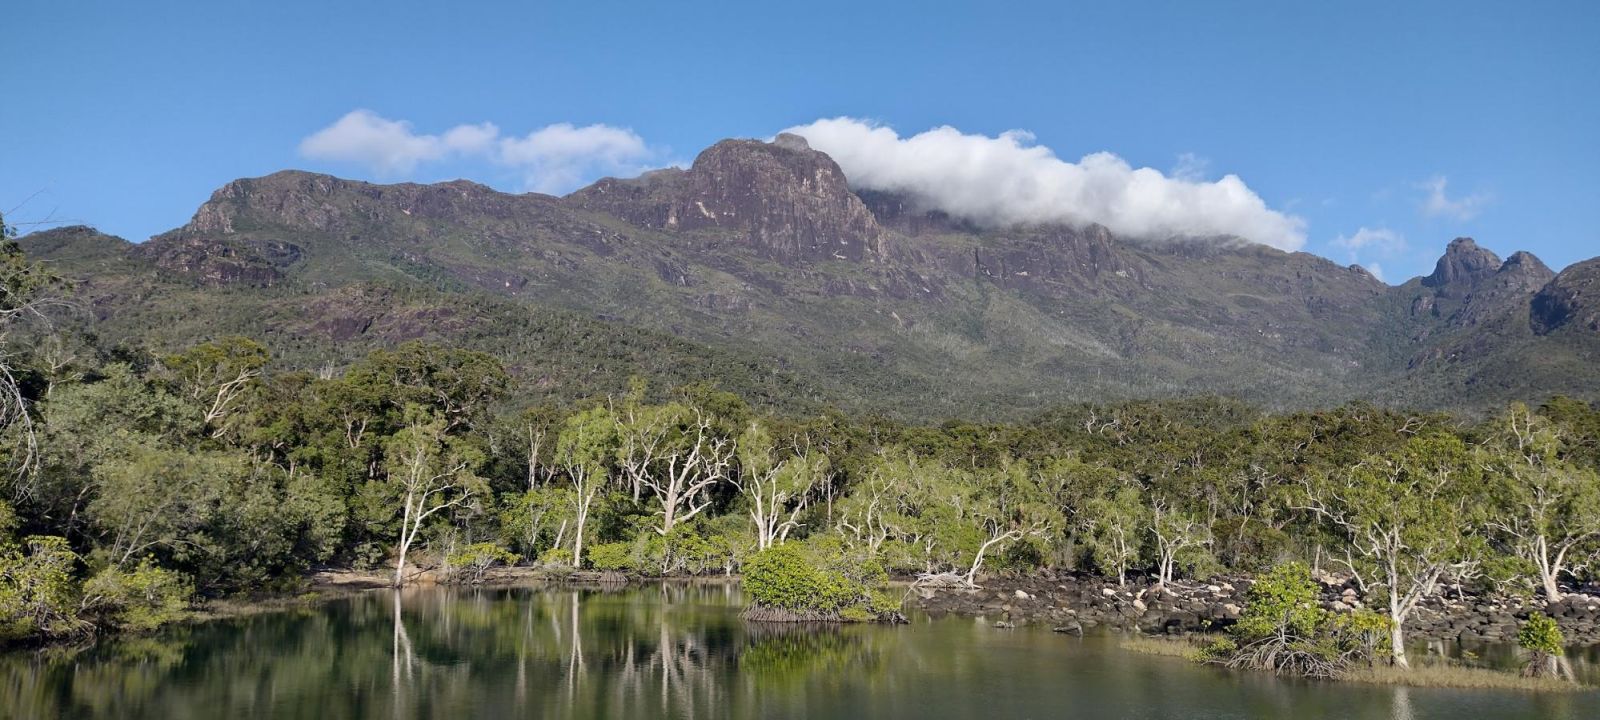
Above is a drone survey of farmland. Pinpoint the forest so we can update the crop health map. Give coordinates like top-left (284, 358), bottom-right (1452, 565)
top-left (3, 220), bottom-right (1600, 674)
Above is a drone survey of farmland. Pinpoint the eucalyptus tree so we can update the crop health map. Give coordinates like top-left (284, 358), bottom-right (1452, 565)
top-left (615, 402), bottom-right (734, 537)
top-left (1080, 481), bottom-right (1143, 586)
top-left (1149, 496), bottom-right (1213, 588)
top-left (836, 450), bottom-right (919, 558)
top-left (1485, 403), bottom-right (1600, 602)
top-left (556, 406), bottom-right (617, 567)
top-left (734, 421), bottom-right (824, 550)
top-left (1295, 434), bottom-right (1488, 668)
top-left (380, 408), bottom-right (487, 587)
top-left (342, 343), bottom-right (510, 433)
top-left (955, 461), bottom-right (1058, 586)
top-left (160, 336), bottom-right (269, 437)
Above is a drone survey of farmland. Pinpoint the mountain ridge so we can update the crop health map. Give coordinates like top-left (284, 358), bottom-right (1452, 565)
top-left (19, 136), bottom-right (1600, 419)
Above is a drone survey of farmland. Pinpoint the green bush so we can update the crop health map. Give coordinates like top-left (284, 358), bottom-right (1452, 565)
top-left (743, 544), bottom-right (821, 611)
top-left (1230, 562), bottom-right (1324, 639)
top-left (1516, 612), bottom-right (1572, 679)
top-left (1201, 562), bottom-right (1387, 679)
top-left (80, 560), bottom-right (192, 633)
top-left (539, 548), bottom-right (574, 567)
top-left (446, 542), bottom-right (519, 584)
top-left (1518, 613), bottom-right (1563, 655)
top-left (0, 536), bottom-right (89, 641)
top-left (743, 543), bottom-right (901, 622)
top-left (587, 542), bottom-right (636, 572)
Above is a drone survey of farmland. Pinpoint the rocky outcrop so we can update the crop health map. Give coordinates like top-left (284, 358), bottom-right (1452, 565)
top-left (910, 573), bottom-right (1600, 645)
top-left (1407, 241), bottom-right (1552, 327)
top-left (1423, 237), bottom-right (1503, 292)
top-left (569, 135), bottom-right (892, 264)
top-left (1532, 258), bottom-right (1600, 334)
top-left (135, 233), bottom-right (301, 287)
top-left (911, 574), bottom-right (1247, 636)
top-left (1397, 240), bottom-right (1568, 375)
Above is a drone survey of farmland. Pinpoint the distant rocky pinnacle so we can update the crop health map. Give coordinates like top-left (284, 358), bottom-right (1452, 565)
top-left (1423, 237), bottom-right (1503, 290)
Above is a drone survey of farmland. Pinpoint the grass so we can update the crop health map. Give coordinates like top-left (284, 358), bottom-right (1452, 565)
top-left (1347, 664), bottom-right (1592, 693)
top-left (1118, 634), bottom-right (1595, 693)
top-left (1118, 634), bottom-right (1207, 661)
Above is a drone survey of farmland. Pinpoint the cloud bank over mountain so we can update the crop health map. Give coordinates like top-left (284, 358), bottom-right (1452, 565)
top-left (784, 117), bottom-right (1307, 251)
top-left (301, 112), bottom-right (1310, 250)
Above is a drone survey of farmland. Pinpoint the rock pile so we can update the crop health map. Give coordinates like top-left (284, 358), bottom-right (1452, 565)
top-left (908, 572), bottom-right (1600, 645)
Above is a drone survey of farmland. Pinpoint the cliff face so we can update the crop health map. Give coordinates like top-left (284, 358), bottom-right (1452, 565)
top-left (570, 134), bottom-right (891, 264)
top-left (1533, 258), bottom-right (1600, 335)
top-left (18, 136), bottom-right (1600, 419)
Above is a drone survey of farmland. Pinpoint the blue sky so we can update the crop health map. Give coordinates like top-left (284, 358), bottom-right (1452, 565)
top-left (4, 1), bottom-right (1597, 281)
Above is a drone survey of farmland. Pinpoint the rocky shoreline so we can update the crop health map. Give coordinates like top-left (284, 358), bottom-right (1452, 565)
top-left (308, 564), bottom-right (1600, 646)
top-left (906, 572), bottom-right (1600, 646)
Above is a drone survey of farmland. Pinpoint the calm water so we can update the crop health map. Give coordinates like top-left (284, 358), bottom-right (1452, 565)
top-left (1, 583), bottom-right (1595, 719)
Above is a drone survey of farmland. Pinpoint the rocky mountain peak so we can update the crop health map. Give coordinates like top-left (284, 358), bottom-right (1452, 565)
top-left (569, 136), bottom-right (890, 263)
top-left (1532, 258), bottom-right (1600, 335)
top-left (771, 132), bottom-right (811, 151)
top-left (180, 171), bottom-right (352, 235)
top-left (1422, 237), bottom-right (1502, 289)
top-left (1497, 250), bottom-right (1556, 289)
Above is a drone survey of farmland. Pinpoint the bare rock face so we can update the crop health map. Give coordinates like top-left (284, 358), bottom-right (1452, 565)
top-left (1498, 251), bottom-right (1557, 292)
top-left (1449, 249), bottom-right (1556, 328)
top-left (1404, 241), bottom-right (1555, 330)
top-left (182, 170), bottom-right (537, 233)
top-left (1532, 258), bottom-right (1600, 334)
top-left (939, 223), bottom-right (1140, 290)
top-left (569, 137), bottom-right (891, 263)
top-left (1422, 237), bottom-right (1502, 292)
top-left (856, 188), bottom-right (982, 237)
top-left (187, 172), bottom-right (351, 234)
top-left (134, 232), bottom-right (301, 287)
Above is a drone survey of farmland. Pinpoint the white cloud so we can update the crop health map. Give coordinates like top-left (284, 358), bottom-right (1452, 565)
top-left (299, 111), bottom-right (655, 193)
top-left (1331, 226), bottom-right (1405, 284)
top-left (1418, 175), bottom-right (1490, 221)
top-left (1171, 152), bottom-right (1210, 182)
top-left (441, 122), bottom-right (501, 155)
top-left (498, 123), bottom-right (653, 194)
top-left (298, 110), bottom-right (454, 176)
top-left (1332, 226), bottom-right (1406, 254)
top-left (783, 117), bottom-right (1306, 251)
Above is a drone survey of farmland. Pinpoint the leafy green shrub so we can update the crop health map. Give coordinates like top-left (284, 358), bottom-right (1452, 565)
top-left (0, 536), bottom-right (89, 641)
top-left (1518, 612), bottom-right (1563, 654)
top-left (742, 543), bottom-right (901, 622)
top-left (743, 544), bottom-right (820, 611)
top-left (1517, 613), bottom-right (1571, 680)
top-left (539, 548), bottom-right (574, 567)
top-left (80, 560), bottom-right (192, 633)
top-left (446, 542), bottom-right (519, 584)
top-left (587, 542), bottom-right (636, 572)
top-left (1201, 562), bottom-right (1388, 679)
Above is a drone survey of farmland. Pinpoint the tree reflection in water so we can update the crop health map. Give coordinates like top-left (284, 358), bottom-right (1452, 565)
top-left (0, 583), bottom-right (1594, 719)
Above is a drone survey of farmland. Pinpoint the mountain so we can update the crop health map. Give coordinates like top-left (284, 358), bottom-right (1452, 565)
top-left (18, 136), bottom-right (1600, 419)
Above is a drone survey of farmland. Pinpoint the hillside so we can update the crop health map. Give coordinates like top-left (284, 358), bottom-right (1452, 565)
top-left (19, 135), bottom-right (1600, 419)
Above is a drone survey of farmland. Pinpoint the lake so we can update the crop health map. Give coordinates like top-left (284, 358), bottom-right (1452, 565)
top-left (1, 583), bottom-right (1594, 719)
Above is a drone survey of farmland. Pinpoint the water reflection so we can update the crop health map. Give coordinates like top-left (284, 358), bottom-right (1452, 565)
top-left (0, 583), bottom-right (1595, 719)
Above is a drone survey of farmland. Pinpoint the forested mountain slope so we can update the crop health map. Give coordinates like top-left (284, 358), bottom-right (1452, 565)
top-left (20, 135), bottom-right (1600, 419)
